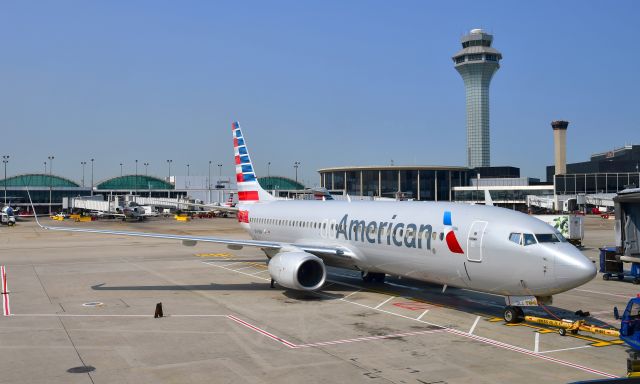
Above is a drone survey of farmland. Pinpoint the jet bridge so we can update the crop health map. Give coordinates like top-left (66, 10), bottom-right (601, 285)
top-left (615, 189), bottom-right (640, 257)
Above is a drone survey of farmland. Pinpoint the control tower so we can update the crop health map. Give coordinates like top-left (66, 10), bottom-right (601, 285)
top-left (452, 29), bottom-right (502, 168)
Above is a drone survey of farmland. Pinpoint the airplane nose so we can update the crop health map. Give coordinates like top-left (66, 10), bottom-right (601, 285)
top-left (555, 246), bottom-right (597, 290)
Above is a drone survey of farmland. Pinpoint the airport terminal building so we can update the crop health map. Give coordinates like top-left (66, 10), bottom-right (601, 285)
top-left (548, 145), bottom-right (640, 195)
top-left (318, 166), bottom-right (470, 201)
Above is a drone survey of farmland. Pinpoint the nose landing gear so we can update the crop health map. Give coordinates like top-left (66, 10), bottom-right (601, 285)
top-left (503, 306), bottom-right (524, 323)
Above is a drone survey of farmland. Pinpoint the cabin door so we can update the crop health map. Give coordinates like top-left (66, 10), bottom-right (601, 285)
top-left (467, 221), bottom-right (487, 262)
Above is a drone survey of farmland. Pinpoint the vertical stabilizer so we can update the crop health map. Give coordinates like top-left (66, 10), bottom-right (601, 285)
top-left (232, 122), bottom-right (275, 203)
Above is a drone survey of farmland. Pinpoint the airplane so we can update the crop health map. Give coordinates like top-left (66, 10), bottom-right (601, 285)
top-left (29, 121), bottom-right (596, 323)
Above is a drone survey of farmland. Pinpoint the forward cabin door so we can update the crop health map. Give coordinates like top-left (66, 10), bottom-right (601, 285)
top-left (467, 221), bottom-right (487, 262)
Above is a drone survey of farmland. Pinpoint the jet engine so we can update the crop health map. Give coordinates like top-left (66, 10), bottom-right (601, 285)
top-left (268, 251), bottom-right (326, 291)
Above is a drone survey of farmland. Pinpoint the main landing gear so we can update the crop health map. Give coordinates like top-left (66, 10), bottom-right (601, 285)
top-left (503, 306), bottom-right (524, 323)
top-left (361, 271), bottom-right (386, 283)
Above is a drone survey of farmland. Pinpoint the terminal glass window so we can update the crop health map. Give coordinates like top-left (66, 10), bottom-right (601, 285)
top-left (437, 171), bottom-right (450, 201)
top-left (380, 170), bottom-right (398, 198)
top-left (333, 172), bottom-right (345, 191)
top-left (455, 56), bottom-right (465, 64)
top-left (361, 170), bottom-right (379, 197)
top-left (419, 170), bottom-right (436, 201)
top-left (400, 170), bottom-right (418, 200)
top-left (346, 171), bottom-right (360, 196)
top-left (468, 54), bottom-right (483, 61)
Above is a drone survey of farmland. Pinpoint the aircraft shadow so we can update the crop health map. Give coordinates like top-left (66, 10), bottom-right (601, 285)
top-left (91, 282), bottom-right (346, 300)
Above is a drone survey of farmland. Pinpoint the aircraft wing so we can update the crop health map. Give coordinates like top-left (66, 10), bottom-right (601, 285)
top-left (27, 190), bottom-right (353, 263)
top-left (32, 212), bottom-right (354, 261)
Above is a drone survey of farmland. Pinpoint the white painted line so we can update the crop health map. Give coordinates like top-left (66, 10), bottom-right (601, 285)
top-left (534, 332), bottom-right (540, 353)
top-left (574, 289), bottom-right (630, 299)
top-left (227, 315), bottom-right (297, 348)
top-left (203, 261), bottom-right (271, 281)
top-left (206, 261), bottom-right (243, 268)
top-left (212, 260), bottom-right (619, 378)
top-left (417, 309), bottom-right (429, 321)
top-left (10, 314), bottom-right (229, 317)
top-left (234, 265), bottom-right (260, 271)
top-left (297, 328), bottom-right (447, 348)
top-left (468, 316), bottom-right (481, 335)
top-left (537, 345), bottom-right (592, 354)
top-left (250, 269), bottom-right (270, 275)
top-left (342, 289), bottom-right (361, 299)
top-left (374, 296), bottom-right (395, 309)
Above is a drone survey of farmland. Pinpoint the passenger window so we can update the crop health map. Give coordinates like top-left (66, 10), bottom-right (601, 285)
top-left (509, 233), bottom-right (521, 245)
top-left (523, 234), bottom-right (537, 246)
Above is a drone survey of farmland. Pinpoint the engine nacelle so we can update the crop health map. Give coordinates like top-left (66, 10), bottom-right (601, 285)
top-left (268, 251), bottom-right (326, 291)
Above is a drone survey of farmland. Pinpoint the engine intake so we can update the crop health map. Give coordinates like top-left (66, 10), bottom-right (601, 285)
top-left (268, 251), bottom-right (326, 291)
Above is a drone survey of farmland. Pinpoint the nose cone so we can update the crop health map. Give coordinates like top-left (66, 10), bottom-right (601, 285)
top-left (555, 245), bottom-right (596, 291)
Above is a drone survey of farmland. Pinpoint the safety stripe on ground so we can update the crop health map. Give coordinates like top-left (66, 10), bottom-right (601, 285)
top-left (1, 266), bottom-right (10, 316)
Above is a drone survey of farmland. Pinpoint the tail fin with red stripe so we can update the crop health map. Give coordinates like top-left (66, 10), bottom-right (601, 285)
top-left (233, 122), bottom-right (275, 203)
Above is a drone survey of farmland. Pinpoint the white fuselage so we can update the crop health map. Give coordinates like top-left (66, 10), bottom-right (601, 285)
top-left (240, 200), bottom-right (595, 297)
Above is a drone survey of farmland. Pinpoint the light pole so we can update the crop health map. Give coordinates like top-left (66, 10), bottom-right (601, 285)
top-left (208, 160), bottom-right (212, 204)
top-left (81, 161), bottom-right (86, 187)
top-left (267, 162), bottom-right (271, 190)
top-left (217, 163), bottom-right (222, 203)
top-left (294, 161), bottom-right (300, 185)
top-left (166, 159), bottom-right (172, 198)
top-left (2, 155), bottom-right (9, 205)
top-left (90, 158), bottom-right (94, 196)
top-left (120, 163), bottom-right (123, 177)
top-left (44, 161), bottom-right (47, 174)
top-left (186, 164), bottom-right (190, 177)
top-left (135, 159), bottom-right (138, 196)
top-left (144, 162), bottom-right (150, 197)
top-left (48, 155), bottom-right (54, 215)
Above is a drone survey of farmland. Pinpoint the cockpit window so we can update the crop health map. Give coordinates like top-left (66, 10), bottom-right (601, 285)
top-left (509, 233), bottom-right (521, 245)
top-left (535, 234), bottom-right (560, 243)
top-left (523, 233), bottom-right (537, 246)
top-left (555, 232), bottom-right (568, 243)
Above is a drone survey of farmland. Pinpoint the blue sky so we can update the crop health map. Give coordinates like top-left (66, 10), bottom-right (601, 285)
top-left (1, 1), bottom-right (638, 186)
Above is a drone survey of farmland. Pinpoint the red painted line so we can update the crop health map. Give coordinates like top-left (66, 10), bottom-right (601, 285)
top-left (226, 315), bottom-right (297, 348)
top-left (446, 329), bottom-right (618, 378)
top-left (1, 266), bottom-right (10, 316)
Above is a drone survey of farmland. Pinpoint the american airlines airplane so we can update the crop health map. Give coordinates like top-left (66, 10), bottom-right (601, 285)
top-left (32, 122), bottom-right (596, 323)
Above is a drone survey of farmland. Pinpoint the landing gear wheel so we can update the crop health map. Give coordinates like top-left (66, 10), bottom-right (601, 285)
top-left (503, 306), bottom-right (521, 323)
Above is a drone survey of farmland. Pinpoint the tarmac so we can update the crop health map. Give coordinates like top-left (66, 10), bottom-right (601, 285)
top-left (0, 215), bottom-right (634, 383)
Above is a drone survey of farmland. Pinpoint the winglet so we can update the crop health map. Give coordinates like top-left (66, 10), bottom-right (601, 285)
top-left (232, 121), bottom-right (275, 203)
top-left (26, 188), bottom-right (46, 229)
